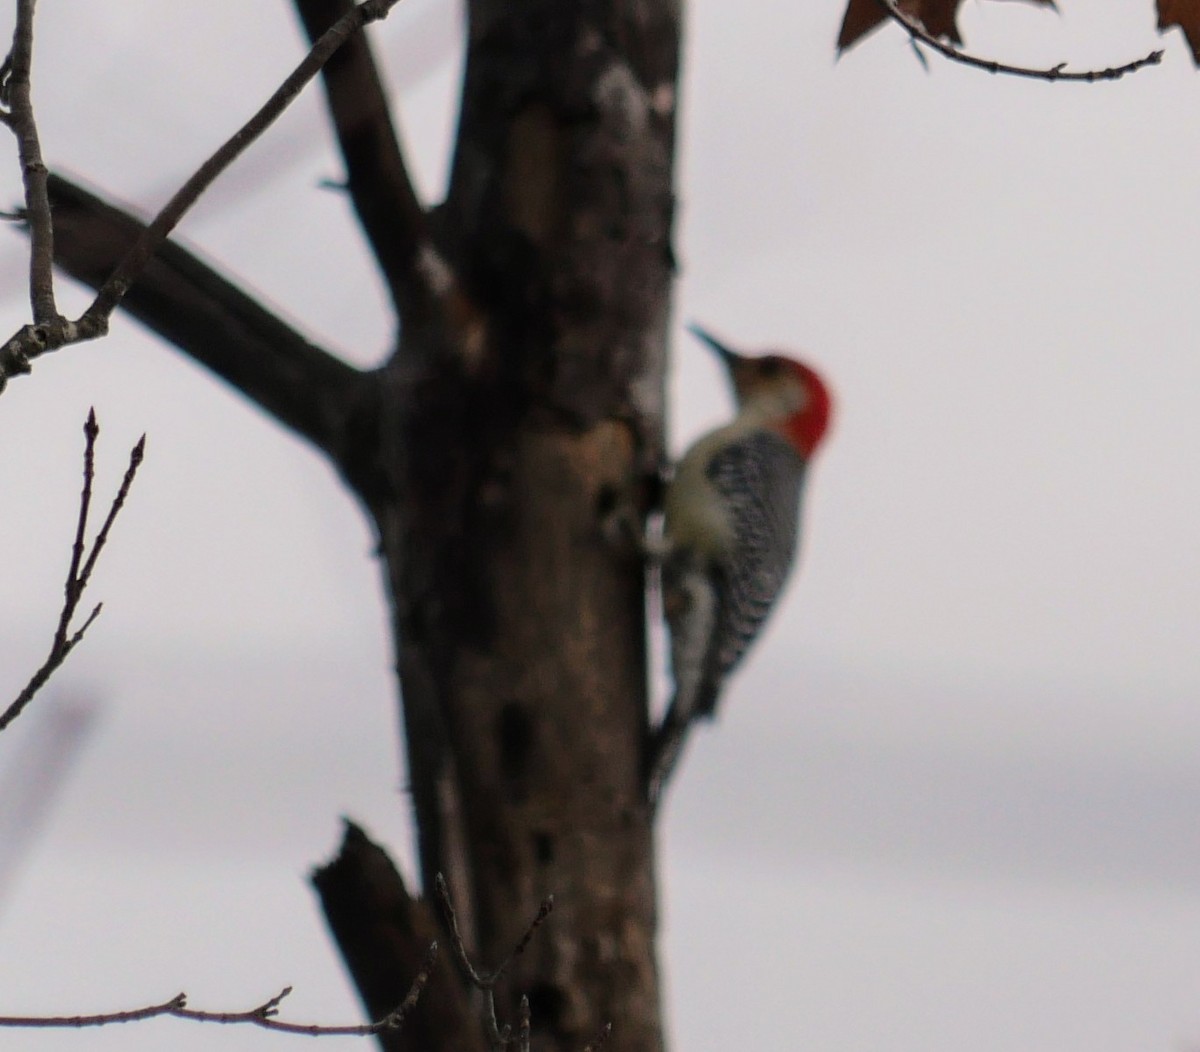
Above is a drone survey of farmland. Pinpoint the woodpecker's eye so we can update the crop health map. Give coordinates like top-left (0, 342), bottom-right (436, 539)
top-left (758, 357), bottom-right (786, 378)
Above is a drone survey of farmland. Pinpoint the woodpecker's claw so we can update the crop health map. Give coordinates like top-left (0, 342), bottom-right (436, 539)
top-left (597, 500), bottom-right (670, 564)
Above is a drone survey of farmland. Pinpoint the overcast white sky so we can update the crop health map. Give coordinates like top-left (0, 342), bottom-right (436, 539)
top-left (0, 1), bottom-right (1198, 1050)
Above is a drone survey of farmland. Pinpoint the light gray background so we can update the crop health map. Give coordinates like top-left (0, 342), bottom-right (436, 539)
top-left (0, 1), bottom-right (1197, 1048)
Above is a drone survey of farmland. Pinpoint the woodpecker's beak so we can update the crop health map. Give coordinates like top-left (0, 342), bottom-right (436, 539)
top-left (687, 324), bottom-right (743, 369)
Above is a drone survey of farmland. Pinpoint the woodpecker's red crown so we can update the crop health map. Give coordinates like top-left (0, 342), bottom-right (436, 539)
top-left (688, 325), bottom-right (832, 457)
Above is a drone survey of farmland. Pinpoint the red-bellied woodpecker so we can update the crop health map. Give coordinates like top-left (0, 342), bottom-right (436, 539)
top-left (647, 324), bottom-right (832, 805)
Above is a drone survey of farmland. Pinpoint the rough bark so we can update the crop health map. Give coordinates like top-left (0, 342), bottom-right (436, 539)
top-left (367, 4), bottom-right (679, 1047)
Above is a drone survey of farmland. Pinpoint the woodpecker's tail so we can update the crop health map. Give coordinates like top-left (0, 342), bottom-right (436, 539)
top-left (645, 695), bottom-right (693, 811)
top-left (645, 720), bottom-right (682, 812)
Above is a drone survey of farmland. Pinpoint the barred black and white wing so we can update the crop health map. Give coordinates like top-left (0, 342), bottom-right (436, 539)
top-left (697, 429), bottom-right (805, 716)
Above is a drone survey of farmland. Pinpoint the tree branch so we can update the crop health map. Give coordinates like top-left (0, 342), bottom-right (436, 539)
top-left (876, 0), bottom-right (1164, 81)
top-left (44, 174), bottom-right (377, 465)
top-left (1, 411), bottom-right (143, 734)
top-left (0, 0), bottom-right (404, 393)
top-left (294, 0), bottom-right (437, 326)
top-left (80, 0), bottom-right (404, 329)
top-left (0, 962), bottom-right (435, 1036)
top-left (1, 0), bottom-right (57, 323)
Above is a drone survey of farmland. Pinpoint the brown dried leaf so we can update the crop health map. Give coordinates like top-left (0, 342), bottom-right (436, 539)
top-left (837, 0), bottom-right (1054, 53)
top-left (1158, 0), bottom-right (1200, 62)
top-left (837, 0), bottom-right (960, 51)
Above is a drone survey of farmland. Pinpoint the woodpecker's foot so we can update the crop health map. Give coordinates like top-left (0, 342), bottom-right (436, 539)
top-left (596, 490), bottom-right (670, 563)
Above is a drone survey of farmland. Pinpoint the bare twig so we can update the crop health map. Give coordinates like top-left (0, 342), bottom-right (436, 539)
top-left (0, 411), bottom-right (144, 733)
top-left (436, 873), bottom-right (555, 1050)
top-left (436, 874), bottom-right (553, 991)
top-left (79, 0), bottom-right (401, 326)
top-left (0, 0), bottom-right (404, 393)
top-left (877, 0), bottom-right (1164, 81)
top-left (0, 951), bottom-right (437, 1035)
top-left (0, 0), bottom-right (58, 324)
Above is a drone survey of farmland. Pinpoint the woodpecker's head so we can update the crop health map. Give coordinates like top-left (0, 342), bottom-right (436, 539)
top-left (688, 324), bottom-right (832, 457)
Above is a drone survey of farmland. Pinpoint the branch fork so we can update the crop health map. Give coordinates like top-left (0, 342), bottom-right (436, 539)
top-left (0, 0), bottom-right (404, 394)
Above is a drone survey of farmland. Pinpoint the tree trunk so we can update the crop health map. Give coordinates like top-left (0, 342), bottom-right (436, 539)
top-left (371, 4), bottom-right (679, 1044)
top-left (45, 1), bottom-right (681, 1048)
top-left (359, 4), bottom-right (679, 1046)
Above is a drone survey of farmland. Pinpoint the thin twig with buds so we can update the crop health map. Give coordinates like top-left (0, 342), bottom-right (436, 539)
top-left (0, 944), bottom-right (437, 1035)
top-left (434, 876), bottom-right (613, 1050)
top-left (1, 411), bottom-right (144, 733)
top-left (876, 0), bottom-right (1163, 81)
top-left (437, 872), bottom-right (559, 1050)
